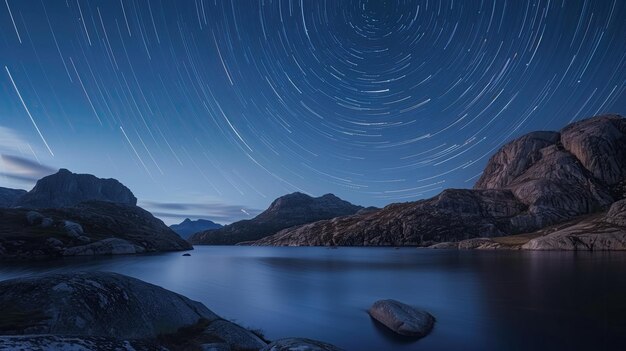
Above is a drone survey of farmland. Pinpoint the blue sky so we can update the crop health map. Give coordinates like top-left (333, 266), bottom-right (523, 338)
top-left (1, 0), bottom-right (625, 224)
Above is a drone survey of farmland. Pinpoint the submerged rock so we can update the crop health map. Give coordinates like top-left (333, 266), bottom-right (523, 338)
top-left (368, 299), bottom-right (435, 338)
top-left (261, 338), bottom-right (343, 351)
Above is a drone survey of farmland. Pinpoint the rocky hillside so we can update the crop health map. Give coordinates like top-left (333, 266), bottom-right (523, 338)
top-left (14, 169), bottom-right (137, 208)
top-left (254, 114), bottom-right (626, 249)
top-left (0, 187), bottom-right (26, 207)
top-left (189, 192), bottom-right (363, 245)
top-left (0, 201), bottom-right (191, 259)
top-left (170, 218), bottom-right (223, 239)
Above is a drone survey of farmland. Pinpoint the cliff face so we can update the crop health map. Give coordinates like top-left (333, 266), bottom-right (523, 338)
top-left (255, 114), bottom-right (626, 247)
top-left (189, 192), bottom-right (363, 245)
top-left (15, 169), bottom-right (137, 209)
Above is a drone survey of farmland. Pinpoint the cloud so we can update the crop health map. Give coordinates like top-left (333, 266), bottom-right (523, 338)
top-left (141, 201), bottom-right (263, 225)
top-left (0, 126), bottom-right (31, 153)
top-left (0, 154), bottom-right (57, 184)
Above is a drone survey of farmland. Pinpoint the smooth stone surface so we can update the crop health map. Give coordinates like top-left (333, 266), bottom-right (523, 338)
top-left (260, 338), bottom-right (343, 351)
top-left (368, 299), bottom-right (435, 338)
top-left (200, 343), bottom-right (231, 351)
top-left (203, 320), bottom-right (266, 351)
top-left (0, 335), bottom-right (163, 351)
top-left (0, 272), bottom-right (219, 339)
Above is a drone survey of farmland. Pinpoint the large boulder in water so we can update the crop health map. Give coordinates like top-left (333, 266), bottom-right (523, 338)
top-left (0, 272), bottom-right (219, 339)
top-left (368, 299), bottom-right (435, 338)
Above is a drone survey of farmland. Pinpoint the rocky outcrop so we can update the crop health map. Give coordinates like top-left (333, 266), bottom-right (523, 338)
top-left (522, 199), bottom-right (626, 250)
top-left (368, 300), bottom-right (435, 338)
top-left (0, 272), bottom-right (218, 338)
top-left (0, 335), bottom-right (162, 351)
top-left (0, 272), bottom-right (341, 350)
top-left (15, 169), bottom-right (137, 208)
top-left (260, 338), bottom-right (343, 351)
top-left (254, 115), bottom-right (626, 248)
top-left (170, 218), bottom-right (223, 239)
top-left (0, 187), bottom-right (26, 207)
top-left (190, 193), bottom-right (363, 245)
top-left (0, 201), bottom-right (191, 259)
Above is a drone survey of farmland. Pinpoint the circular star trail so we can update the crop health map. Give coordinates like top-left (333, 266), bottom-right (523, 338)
top-left (1, 0), bottom-right (625, 220)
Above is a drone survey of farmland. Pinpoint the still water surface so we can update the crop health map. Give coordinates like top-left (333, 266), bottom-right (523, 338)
top-left (1, 247), bottom-right (625, 351)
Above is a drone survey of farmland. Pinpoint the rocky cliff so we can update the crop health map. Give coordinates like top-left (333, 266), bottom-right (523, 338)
top-left (170, 218), bottom-right (223, 239)
top-left (0, 201), bottom-right (191, 259)
top-left (254, 114), bottom-right (626, 249)
top-left (189, 192), bottom-right (363, 245)
top-left (15, 169), bottom-right (137, 208)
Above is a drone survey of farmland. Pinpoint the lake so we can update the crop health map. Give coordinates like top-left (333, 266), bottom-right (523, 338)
top-left (1, 247), bottom-right (625, 350)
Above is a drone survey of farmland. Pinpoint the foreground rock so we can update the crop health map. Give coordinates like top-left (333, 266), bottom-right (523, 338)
top-left (14, 169), bottom-right (137, 208)
top-left (0, 272), bottom-right (218, 338)
top-left (0, 335), bottom-right (163, 351)
top-left (0, 272), bottom-right (340, 351)
top-left (261, 338), bottom-right (343, 351)
top-left (368, 300), bottom-right (435, 338)
top-left (190, 193), bottom-right (363, 245)
top-left (254, 115), bottom-right (626, 249)
top-left (0, 201), bottom-right (191, 259)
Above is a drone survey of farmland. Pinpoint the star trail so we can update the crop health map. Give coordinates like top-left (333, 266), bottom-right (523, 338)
top-left (1, 0), bottom-right (625, 223)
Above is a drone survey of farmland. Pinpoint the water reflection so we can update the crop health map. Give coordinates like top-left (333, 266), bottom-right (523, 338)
top-left (0, 247), bottom-right (624, 350)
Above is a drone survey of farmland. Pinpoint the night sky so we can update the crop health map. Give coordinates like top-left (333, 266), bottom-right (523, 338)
top-left (1, 0), bottom-right (625, 224)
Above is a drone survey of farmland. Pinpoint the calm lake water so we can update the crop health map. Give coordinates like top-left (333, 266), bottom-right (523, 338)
top-left (1, 247), bottom-right (625, 350)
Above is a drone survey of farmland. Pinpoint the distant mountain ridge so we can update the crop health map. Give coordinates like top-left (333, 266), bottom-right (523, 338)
top-left (170, 218), bottom-right (223, 239)
top-left (254, 114), bottom-right (626, 249)
top-left (188, 192), bottom-right (363, 245)
top-left (0, 187), bottom-right (27, 207)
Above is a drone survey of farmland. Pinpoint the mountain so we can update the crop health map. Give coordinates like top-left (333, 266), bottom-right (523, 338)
top-left (14, 169), bottom-right (137, 208)
top-left (0, 187), bottom-right (27, 207)
top-left (188, 192), bottom-right (363, 245)
top-left (170, 218), bottom-right (223, 239)
top-left (0, 169), bottom-right (191, 259)
top-left (254, 114), bottom-right (626, 249)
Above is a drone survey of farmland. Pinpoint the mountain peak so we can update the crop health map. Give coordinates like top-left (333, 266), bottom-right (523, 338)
top-left (15, 169), bottom-right (137, 209)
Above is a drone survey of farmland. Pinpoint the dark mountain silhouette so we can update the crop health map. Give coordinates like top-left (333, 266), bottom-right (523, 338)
top-left (188, 192), bottom-right (363, 245)
top-left (170, 218), bottom-right (223, 239)
top-left (14, 169), bottom-right (137, 209)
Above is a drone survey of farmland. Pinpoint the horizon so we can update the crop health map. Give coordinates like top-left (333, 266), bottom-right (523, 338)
top-left (1, 1), bottom-right (625, 225)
